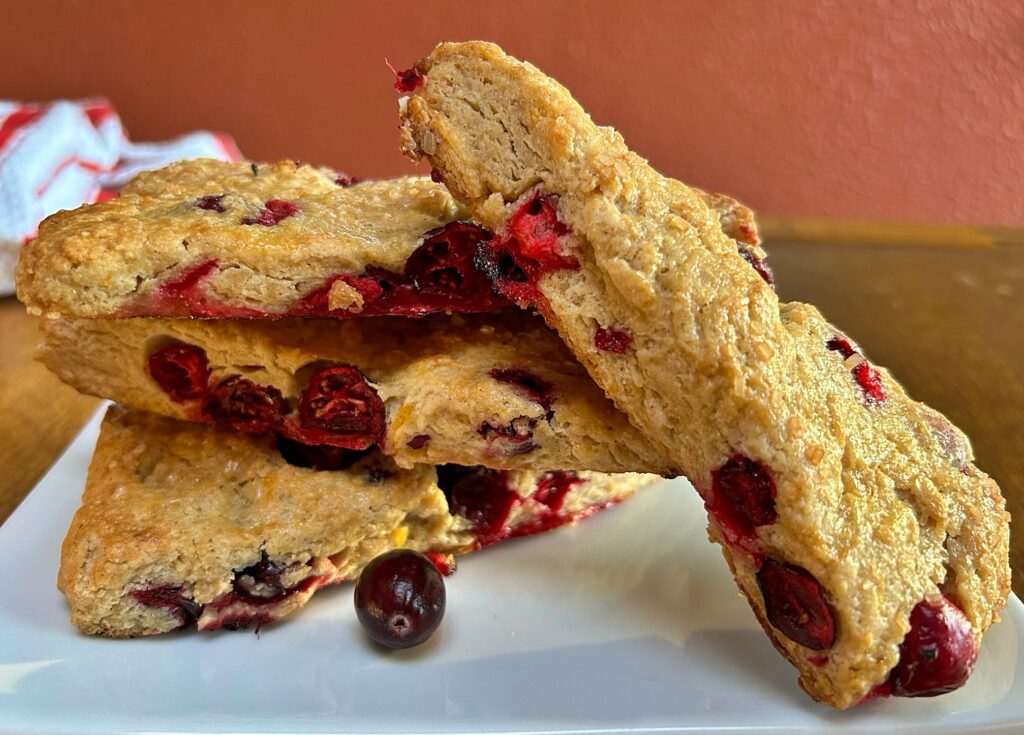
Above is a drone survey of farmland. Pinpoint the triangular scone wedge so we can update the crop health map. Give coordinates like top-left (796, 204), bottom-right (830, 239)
top-left (397, 41), bottom-right (1009, 707)
top-left (16, 159), bottom-right (758, 320)
top-left (39, 312), bottom-right (675, 474)
top-left (60, 406), bottom-right (654, 637)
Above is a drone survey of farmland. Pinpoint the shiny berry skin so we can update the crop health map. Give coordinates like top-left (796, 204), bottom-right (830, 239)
top-left (148, 343), bottom-right (210, 403)
top-left (757, 558), bottom-right (836, 650)
top-left (889, 597), bottom-right (978, 697)
top-left (354, 549), bottom-right (446, 649)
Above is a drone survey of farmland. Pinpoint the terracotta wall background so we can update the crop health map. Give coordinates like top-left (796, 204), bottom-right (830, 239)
top-left (2, 0), bottom-right (1022, 226)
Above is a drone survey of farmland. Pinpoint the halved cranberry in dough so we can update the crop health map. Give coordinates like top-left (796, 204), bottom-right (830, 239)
top-left (704, 455), bottom-right (777, 550)
top-left (195, 194), bottom-right (226, 212)
top-left (757, 558), bottom-right (836, 650)
top-left (436, 465), bottom-right (517, 544)
top-left (148, 343), bottom-right (210, 403)
top-left (404, 221), bottom-right (495, 299)
top-left (206, 376), bottom-right (289, 433)
top-left (241, 199), bottom-right (300, 226)
top-left (297, 365), bottom-right (385, 449)
top-left (889, 597), bottom-right (978, 697)
top-left (130, 584), bottom-right (203, 630)
top-left (476, 192), bottom-right (580, 303)
top-left (827, 336), bottom-right (887, 403)
top-left (594, 325), bottom-right (633, 354)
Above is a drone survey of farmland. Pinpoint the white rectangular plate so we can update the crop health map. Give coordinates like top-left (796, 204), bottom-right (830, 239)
top-left (1, 410), bottom-right (1022, 734)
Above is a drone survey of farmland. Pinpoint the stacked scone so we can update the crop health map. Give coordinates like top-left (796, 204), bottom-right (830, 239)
top-left (16, 161), bottom-right (664, 636)
top-left (15, 41), bottom-right (1011, 710)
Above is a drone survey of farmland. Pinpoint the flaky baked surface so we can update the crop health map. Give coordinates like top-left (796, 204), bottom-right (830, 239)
top-left (397, 41), bottom-right (1010, 708)
top-left (16, 161), bottom-right (463, 318)
top-left (39, 312), bottom-right (673, 474)
top-left (60, 407), bottom-right (652, 637)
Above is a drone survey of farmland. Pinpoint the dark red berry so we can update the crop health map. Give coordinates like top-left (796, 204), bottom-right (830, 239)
top-left (757, 558), bottom-right (836, 650)
top-left (594, 325), bottom-right (633, 354)
top-left (131, 584), bottom-right (203, 630)
top-left (241, 199), bottom-right (300, 226)
top-left (489, 367), bottom-right (555, 414)
top-left (148, 343), bottom-right (210, 403)
top-left (354, 549), bottom-right (445, 649)
top-left (738, 245), bottom-right (775, 286)
top-left (206, 376), bottom-right (289, 433)
top-left (430, 168), bottom-right (444, 183)
top-left (195, 194), bottom-right (226, 212)
top-left (827, 336), bottom-right (887, 403)
top-left (889, 597), bottom-right (978, 697)
top-left (232, 553), bottom-right (291, 601)
top-left (826, 336), bottom-right (857, 359)
top-left (389, 64), bottom-right (424, 93)
top-left (276, 436), bottom-right (371, 471)
top-left (477, 417), bottom-right (539, 455)
top-left (406, 434), bottom-right (431, 449)
top-left (297, 365), bottom-right (385, 449)
top-left (704, 455), bottom-right (777, 550)
top-left (436, 465), bottom-right (517, 543)
top-left (532, 470), bottom-right (583, 512)
top-left (404, 221), bottom-right (495, 297)
top-left (334, 171), bottom-right (359, 187)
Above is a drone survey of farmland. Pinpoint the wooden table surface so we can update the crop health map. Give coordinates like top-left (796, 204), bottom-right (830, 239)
top-left (0, 218), bottom-right (1020, 594)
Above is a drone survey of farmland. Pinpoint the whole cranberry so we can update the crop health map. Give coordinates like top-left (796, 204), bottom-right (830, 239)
top-left (354, 549), bottom-right (446, 649)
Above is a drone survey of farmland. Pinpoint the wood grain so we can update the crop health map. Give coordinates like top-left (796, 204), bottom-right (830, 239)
top-left (0, 220), bottom-right (1019, 594)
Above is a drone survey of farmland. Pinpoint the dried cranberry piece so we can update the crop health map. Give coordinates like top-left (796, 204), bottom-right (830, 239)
top-left (131, 584), bottom-right (203, 630)
top-left (489, 367), bottom-right (555, 414)
top-left (390, 64), bottom-right (424, 93)
top-left (148, 343), bottom-right (210, 403)
top-left (404, 221), bottom-right (495, 298)
top-left (231, 553), bottom-right (292, 601)
top-left (889, 597), bottom-right (978, 697)
top-left (298, 365), bottom-right (385, 448)
top-left (757, 558), bottom-right (836, 650)
top-left (430, 168), bottom-right (444, 183)
top-left (738, 246), bottom-right (775, 286)
top-left (206, 376), bottom-right (288, 433)
top-left (241, 199), bottom-right (300, 226)
top-left (436, 465), bottom-right (517, 542)
top-left (276, 436), bottom-right (370, 471)
top-left (406, 434), bottom-right (431, 449)
top-left (853, 362), bottom-right (887, 403)
top-left (826, 336), bottom-right (857, 359)
top-left (195, 194), bottom-right (226, 212)
top-left (705, 455), bottom-right (777, 550)
top-left (532, 470), bottom-right (583, 512)
top-left (827, 336), bottom-right (887, 403)
top-left (334, 171), bottom-right (359, 187)
top-left (594, 325), bottom-right (634, 354)
top-left (476, 192), bottom-right (580, 303)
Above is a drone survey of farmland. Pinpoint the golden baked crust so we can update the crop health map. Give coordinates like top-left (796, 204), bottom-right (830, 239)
top-left (16, 161), bottom-right (466, 318)
top-left (39, 312), bottom-right (674, 474)
top-left (16, 158), bottom-right (761, 321)
top-left (59, 406), bottom-right (652, 637)
top-left (397, 41), bottom-right (1010, 708)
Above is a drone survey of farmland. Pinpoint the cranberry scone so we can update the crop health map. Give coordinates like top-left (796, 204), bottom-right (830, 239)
top-left (396, 42), bottom-right (1010, 707)
top-left (15, 157), bottom-right (757, 320)
top-left (39, 312), bottom-right (674, 474)
top-left (60, 406), bottom-right (653, 637)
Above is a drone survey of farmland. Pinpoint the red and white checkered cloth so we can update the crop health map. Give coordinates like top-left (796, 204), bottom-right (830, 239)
top-left (0, 99), bottom-right (241, 295)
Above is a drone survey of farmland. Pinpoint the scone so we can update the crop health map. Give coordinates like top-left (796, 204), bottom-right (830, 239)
top-left (39, 312), bottom-right (674, 474)
top-left (15, 158), bottom-right (756, 320)
top-left (396, 41), bottom-right (1010, 707)
top-left (60, 406), bottom-right (653, 637)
